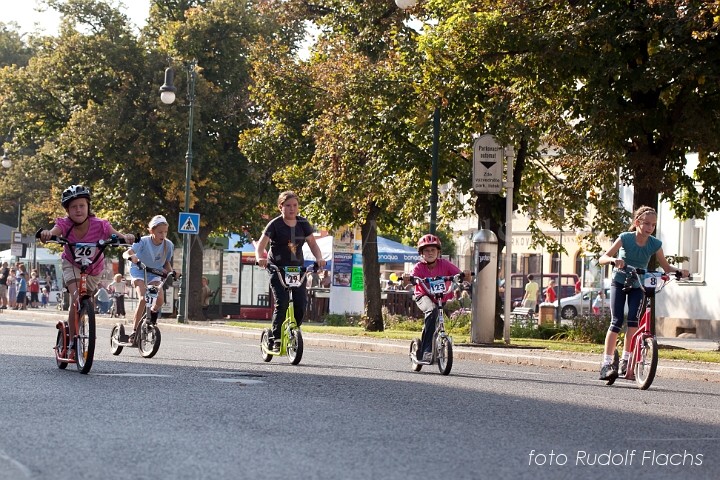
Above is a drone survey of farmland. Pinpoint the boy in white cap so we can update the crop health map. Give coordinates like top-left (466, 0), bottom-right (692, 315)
top-left (122, 215), bottom-right (175, 344)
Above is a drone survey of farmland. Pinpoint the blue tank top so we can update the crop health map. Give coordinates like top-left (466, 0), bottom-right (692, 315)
top-left (612, 231), bottom-right (662, 286)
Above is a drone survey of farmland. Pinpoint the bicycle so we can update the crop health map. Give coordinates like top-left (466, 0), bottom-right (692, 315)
top-left (606, 265), bottom-right (689, 389)
top-left (110, 261), bottom-right (176, 358)
top-left (259, 264), bottom-right (316, 365)
top-left (108, 292), bottom-right (123, 318)
top-left (36, 229), bottom-right (131, 374)
top-left (408, 273), bottom-right (464, 376)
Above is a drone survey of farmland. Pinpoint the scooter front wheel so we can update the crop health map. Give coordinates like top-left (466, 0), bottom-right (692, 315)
top-left (634, 336), bottom-right (658, 390)
top-left (409, 339), bottom-right (422, 372)
top-left (138, 319), bottom-right (161, 358)
top-left (436, 335), bottom-right (453, 375)
top-left (75, 299), bottom-right (96, 374)
top-left (287, 328), bottom-right (303, 365)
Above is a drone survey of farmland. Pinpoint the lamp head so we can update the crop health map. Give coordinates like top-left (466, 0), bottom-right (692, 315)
top-left (159, 67), bottom-right (177, 104)
top-left (395, 0), bottom-right (418, 9)
top-left (1, 153), bottom-right (10, 169)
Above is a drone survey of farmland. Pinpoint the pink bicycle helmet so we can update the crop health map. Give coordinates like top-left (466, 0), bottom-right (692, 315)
top-left (417, 234), bottom-right (441, 254)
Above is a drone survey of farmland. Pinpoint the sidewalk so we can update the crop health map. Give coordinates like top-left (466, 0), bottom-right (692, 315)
top-left (4, 307), bottom-right (720, 383)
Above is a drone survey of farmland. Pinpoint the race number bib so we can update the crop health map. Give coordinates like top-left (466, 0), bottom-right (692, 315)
top-left (643, 273), bottom-right (661, 288)
top-left (285, 267), bottom-right (302, 287)
top-left (428, 278), bottom-right (446, 295)
top-left (73, 243), bottom-right (98, 266)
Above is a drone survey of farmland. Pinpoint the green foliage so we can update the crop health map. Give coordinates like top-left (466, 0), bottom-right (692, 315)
top-left (551, 315), bottom-right (609, 344)
top-left (323, 313), bottom-right (361, 327)
top-left (511, 323), bottom-right (569, 340)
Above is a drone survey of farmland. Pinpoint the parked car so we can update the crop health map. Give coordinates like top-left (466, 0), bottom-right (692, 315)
top-left (555, 288), bottom-right (614, 320)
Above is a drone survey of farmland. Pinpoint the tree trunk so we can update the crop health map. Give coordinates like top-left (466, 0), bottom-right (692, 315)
top-left (186, 234), bottom-right (205, 321)
top-left (362, 204), bottom-right (383, 331)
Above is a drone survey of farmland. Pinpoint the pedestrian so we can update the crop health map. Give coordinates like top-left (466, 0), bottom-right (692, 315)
top-left (0, 261), bottom-right (9, 309)
top-left (7, 267), bottom-right (17, 309)
top-left (41, 287), bottom-right (49, 308)
top-left (201, 276), bottom-right (212, 319)
top-left (597, 205), bottom-right (689, 381)
top-left (38, 184), bottom-right (135, 359)
top-left (28, 271), bottom-right (41, 308)
top-left (107, 273), bottom-right (127, 317)
top-left (592, 290), bottom-right (606, 315)
top-left (255, 191), bottom-right (326, 352)
top-left (521, 274), bottom-right (539, 311)
top-left (411, 234), bottom-right (463, 362)
top-left (15, 271), bottom-right (27, 310)
top-left (94, 283), bottom-right (110, 314)
top-left (544, 279), bottom-right (557, 303)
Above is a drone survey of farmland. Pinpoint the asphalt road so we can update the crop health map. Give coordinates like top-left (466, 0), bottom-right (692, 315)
top-left (1, 313), bottom-right (719, 480)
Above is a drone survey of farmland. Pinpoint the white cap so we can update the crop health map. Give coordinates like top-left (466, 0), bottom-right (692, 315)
top-left (149, 215), bottom-right (168, 229)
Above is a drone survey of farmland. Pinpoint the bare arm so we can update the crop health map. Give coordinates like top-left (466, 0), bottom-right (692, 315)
top-left (655, 247), bottom-right (690, 277)
top-left (598, 237), bottom-right (624, 269)
top-left (255, 234), bottom-right (270, 268)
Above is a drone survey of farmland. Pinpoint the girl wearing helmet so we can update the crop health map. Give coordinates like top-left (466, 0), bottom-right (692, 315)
top-left (123, 215), bottom-right (175, 344)
top-left (412, 233), bottom-right (463, 362)
top-left (38, 185), bottom-right (135, 357)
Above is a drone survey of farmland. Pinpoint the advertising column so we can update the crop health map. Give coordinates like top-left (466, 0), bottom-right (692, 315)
top-left (329, 226), bottom-right (364, 314)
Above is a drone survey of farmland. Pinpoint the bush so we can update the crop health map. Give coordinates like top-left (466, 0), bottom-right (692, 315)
top-left (552, 314), bottom-right (608, 344)
top-left (446, 308), bottom-right (471, 335)
top-left (511, 322), bottom-right (569, 339)
top-left (323, 313), bottom-right (361, 327)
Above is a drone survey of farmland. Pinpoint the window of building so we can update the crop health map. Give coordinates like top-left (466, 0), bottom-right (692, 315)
top-left (678, 217), bottom-right (705, 283)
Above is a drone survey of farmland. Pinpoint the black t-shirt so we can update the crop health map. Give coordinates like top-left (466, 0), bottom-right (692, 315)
top-left (0, 267), bottom-right (8, 286)
top-left (263, 215), bottom-right (314, 267)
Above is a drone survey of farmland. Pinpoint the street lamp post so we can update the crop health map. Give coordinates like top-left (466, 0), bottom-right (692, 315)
top-left (160, 61), bottom-right (197, 323)
top-left (395, 1), bottom-right (439, 235)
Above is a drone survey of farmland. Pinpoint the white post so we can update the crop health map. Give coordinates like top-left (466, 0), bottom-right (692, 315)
top-left (503, 146), bottom-right (515, 344)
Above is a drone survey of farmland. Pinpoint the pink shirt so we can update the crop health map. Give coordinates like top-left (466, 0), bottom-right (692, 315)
top-left (55, 216), bottom-right (112, 276)
top-left (411, 258), bottom-right (462, 302)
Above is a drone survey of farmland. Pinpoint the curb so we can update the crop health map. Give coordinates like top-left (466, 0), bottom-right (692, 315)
top-left (4, 308), bottom-right (720, 383)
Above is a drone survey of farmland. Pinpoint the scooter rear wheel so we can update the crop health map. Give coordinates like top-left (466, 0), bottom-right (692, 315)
top-left (55, 329), bottom-right (68, 370)
top-left (260, 329), bottom-right (273, 362)
top-left (410, 339), bottom-right (422, 372)
top-left (110, 324), bottom-right (124, 356)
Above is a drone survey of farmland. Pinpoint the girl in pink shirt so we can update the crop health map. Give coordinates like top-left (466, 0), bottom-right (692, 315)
top-left (39, 185), bottom-right (134, 357)
top-left (411, 234), bottom-right (462, 361)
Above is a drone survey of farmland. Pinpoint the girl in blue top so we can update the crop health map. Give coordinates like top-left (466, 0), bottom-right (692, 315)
top-left (597, 206), bottom-right (689, 381)
top-left (123, 215), bottom-right (175, 344)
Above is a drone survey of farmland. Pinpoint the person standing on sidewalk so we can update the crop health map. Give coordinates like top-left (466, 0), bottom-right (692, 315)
top-left (521, 274), bottom-right (539, 311)
top-left (597, 206), bottom-right (689, 381)
top-left (0, 261), bottom-right (9, 309)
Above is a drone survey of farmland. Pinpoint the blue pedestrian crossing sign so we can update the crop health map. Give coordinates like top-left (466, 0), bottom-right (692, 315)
top-left (178, 212), bottom-right (200, 235)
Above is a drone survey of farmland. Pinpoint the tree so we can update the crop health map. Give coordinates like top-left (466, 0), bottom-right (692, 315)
top-left (0, 0), bottom-right (303, 320)
top-left (240, 0), bottom-right (472, 330)
top-left (420, 0), bottom-right (720, 241)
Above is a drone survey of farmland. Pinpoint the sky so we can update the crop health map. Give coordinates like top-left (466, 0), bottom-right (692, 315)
top-left (0, 0), bottom-right (151, 35)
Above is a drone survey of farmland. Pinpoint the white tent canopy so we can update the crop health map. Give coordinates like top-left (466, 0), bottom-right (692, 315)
top-left (0, 247), bottom-right (62, 263)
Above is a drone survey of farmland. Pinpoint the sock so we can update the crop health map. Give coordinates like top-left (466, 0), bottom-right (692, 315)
top-left (622, 351), bottom-right (631, 361)
top-left (602, 354), bottom-right (613, 366)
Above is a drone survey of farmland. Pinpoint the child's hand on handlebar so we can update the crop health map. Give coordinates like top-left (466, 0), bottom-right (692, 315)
top-left (38, 230), bottom-right (53, 242)
top-left (123, 233), bottom-right (135, 244)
